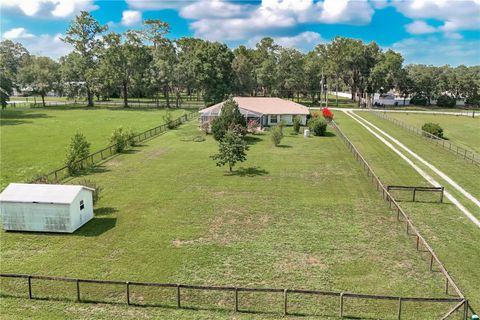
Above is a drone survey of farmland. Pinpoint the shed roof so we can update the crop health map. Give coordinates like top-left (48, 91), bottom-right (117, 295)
top-left (199, 97), bottom-right (309, 116)
top-left (0, 183), bottom-right (94, 204)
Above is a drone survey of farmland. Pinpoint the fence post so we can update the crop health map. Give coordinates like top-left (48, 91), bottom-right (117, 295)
top-left (126, 281), bottom-right (130, 305)
top-left (340, 292), bottom-right (344, 318)
top-left (28, 275), bottom-right (32, 299)
top-left (284, 289), bottom-right (288, 316)
top-left (429, 254), bottom-right (434, 271)
top-left (463, 300), bottom-right (469, 320)
top-left (445, 278), bottom-right (449, 295)
top-left (76, 279), bottom-right (81, 302)
top-left (440, 187), bottom-right (444, 203)
top-left (412, 188), bottom-right (416, 202)
top-left (234, 288), bottom-right (239, 312)
top-left (397, 297), bottom-right (402, 320)
top-left (416, 236), bottom-right (420, 251)
top-left (176, 284), bottom-right (181, 308)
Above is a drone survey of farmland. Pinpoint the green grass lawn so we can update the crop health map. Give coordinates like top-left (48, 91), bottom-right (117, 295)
top-left (334, 111), bottom-right (480, 310)
top-left (379, 112), bottom-right (480, 154)
top-left (0, 106), bottom-right (191, 189)
top-left (1, 120), bottom-right (460, 319)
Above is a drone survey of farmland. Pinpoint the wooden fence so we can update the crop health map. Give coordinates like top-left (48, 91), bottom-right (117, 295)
top-left (7, 100), bottom-right (204, 109)
top-left (330, 121), bottom-right (475, 319)
top-left (0, 273), bottom-right (465, 319)
top-left (31, 111), bottom-right (198, 183)
top-left (386, 186), bottom-right (444, 203)
top-left (370, 111), bottom-right (480, 166)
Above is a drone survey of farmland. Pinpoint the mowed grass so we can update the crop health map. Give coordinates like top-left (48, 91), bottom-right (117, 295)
top-left (383, 112), bottom-right (480, 154)
top-left (334, 111), bottom-right (480, 310)
top-left (0, 106), bottom-right (191, 189)
top-left (0, 120), bottom-right (457, 319)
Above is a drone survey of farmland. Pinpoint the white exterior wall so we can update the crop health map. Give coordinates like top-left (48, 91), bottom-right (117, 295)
top-left (1, 202), bottom-right (70, 232)
top-left (69, 189), bottom-right (94, 232)
top-left (267, 114), bottom-right (307, 126)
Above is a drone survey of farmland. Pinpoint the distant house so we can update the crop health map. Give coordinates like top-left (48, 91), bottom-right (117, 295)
top-left (0, 183), bottom-right (94, 233)
top-left (199, 97), bottom-right (310, 127)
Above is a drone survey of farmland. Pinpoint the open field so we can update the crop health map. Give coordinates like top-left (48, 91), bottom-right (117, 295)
top-left (334, 111), bottom-right (480, 309)
top-left (0, 121), bottom-right (458, 319)
top-left (380, 112), bottom-right (480, 154)
top-left (0, 106), bottom-right (191, 189)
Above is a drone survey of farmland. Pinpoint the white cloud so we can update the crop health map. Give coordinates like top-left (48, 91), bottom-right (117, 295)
top-left (405, 20), bottom-right (437, 34)
top-left (188, 0), bottom-right (374, 41)
top-left (2, 27), bottom-right (35, 40)
top-left (121, 10), bottom-right (142, 26)
top-left (391, 36), bottom-right (480, 66)
top-left (1, 0), bottom-right (98, 18)
top-left (180, 0), bottom-right (249, 19)
top-left (394, 0), bottom-right (480, 33)
top-left (247, 31), bottom-right (323, 51)
top-left (125, 0), bottom-right (191, 10)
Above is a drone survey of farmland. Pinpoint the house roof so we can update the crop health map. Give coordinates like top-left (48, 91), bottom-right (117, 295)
top-left (0, 183), bottom-right (94, 204)
top-left (199, 97), bottom-right (310, 116)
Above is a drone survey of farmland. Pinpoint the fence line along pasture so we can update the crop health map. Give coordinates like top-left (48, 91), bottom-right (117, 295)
top-left (0, 273), bottom-right (466, 319)
top-left (330, 121), bottom-right (475, 319)
top-left (369, 110), bottom-right (480, 166)
top-left (7, 100), bottom-right (205, 109)
top-left (30, 111), bottom-right (198, 184)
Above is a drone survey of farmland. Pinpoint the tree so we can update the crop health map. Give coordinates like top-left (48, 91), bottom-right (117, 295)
top-left (255, 37), bottom-right (279, 96)
top-left (232, 46), bottom-right (256, 96)
top-left (211, 98), bottom-right (247, 140)
top-left (63, 11), bottom-right (107, 107)
top-left (270, 124), bottom-right (284, 146)
top-left (65, 132), bottom-right (91, 174)
top-left (211, 129), bottom-right (249, 172)
top-left (0, 73), bottom-right (13, 109)
top-left (0, 40), bottom-right (30, 80)
top-left (18, 56), bottom-right (60, 107)
top-left (148, 38), bottom-right (177, 108)
top-left (60, 52), bottom-right (87, 102)
top-left (276, 48), bottom-right (304, 99)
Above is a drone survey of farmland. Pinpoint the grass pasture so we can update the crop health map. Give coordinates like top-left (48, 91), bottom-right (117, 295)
top-left (0, 106), bottom-right (191, 189)
top-left (0, 119), bottom-right (462, 319)
top-left (334, 111), bottom-right (480, 310)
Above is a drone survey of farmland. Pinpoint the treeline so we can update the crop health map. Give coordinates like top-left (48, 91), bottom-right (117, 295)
top-left (1, 11), bottom-right (479, 109)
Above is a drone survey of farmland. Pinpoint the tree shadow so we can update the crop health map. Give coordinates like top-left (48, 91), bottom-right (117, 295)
top-left (276, 144), bottom-right (292, 148)
top-left (0, 110), bottom-right (51, 126)
top-left (94, 207), bottom-right (118, 216)
top-left (244, 136), bottom-right (263, 145)
top-left (227, 166), bottom-right (269, 177)
top-left (324, 131), bottom-right (336, 137)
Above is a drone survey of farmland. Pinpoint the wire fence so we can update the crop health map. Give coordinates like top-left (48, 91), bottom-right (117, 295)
top-left (30, 111), bottom-right (198, 184)
top-left (0, 273), bottom-right (466, 319)
top-left (370, 110), bottom-right (480, 166)
top-left (6, 100), bottom-right (205, 109)
top-left (330, 121), bottom-right (475, 319)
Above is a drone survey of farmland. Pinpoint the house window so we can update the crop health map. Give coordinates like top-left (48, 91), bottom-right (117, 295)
top-left (80, 200), bottom-right (84, 210)
top-left (270, 115), bottom-right (278, 123)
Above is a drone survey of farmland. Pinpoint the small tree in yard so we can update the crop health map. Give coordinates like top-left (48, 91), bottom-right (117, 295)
top-left (308, 118), bottom-right (327, 136)
top-left (211, 129), bottom-right (249, 172)
top-left (270, 125), bottom-right (284, 146)
top-left (163, 111), bottom-right (177, 129)
top-left (422, 122), bottom-right (444, 139)
top-left (292, 116), bottom-right (301, 134)
top-left (65, 132), bottom-right (90, 174)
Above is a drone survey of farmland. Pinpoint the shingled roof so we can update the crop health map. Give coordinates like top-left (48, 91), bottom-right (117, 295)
top-left (199, 97), bottom-right (310, 116)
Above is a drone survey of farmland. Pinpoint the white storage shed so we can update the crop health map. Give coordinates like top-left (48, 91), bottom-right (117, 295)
top-left (0, 183), bottom-right (95, 233)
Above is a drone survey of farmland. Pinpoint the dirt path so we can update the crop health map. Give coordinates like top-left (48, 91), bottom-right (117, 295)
top-left (328, 108), bottom-right (476, 117)
top-left (342, 110), bottom-right (480, 228)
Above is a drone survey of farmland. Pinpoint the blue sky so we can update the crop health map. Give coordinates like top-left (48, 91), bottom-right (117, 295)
top-left (1, 0), bottom-right (479, 66)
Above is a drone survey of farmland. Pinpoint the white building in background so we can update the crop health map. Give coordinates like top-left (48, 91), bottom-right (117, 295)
top-left (0, 183), bottom-right (94, 233)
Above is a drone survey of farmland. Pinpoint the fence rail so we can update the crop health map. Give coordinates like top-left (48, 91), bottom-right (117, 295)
top-left (386, 185), bottom-right (444, 203)
top-left (7, 100), bottom-right (204, 109)
top-left (0, 273), bottom-right (465, 319)
top-left (370, 110), bottom-right (480, 166)
top-left (330, 121), bottom-right (475, 319)
top-left (31, 111), bottom-right (198, 183)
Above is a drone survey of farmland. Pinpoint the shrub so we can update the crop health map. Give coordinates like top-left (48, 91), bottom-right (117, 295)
top-left (77, 179), bottom-right (103, 205)
top-left (270, 125), bottom-right (284, 146)
top-left (110, 127), bottom-right (136, 152)
top-left (292, 116), bottom-right (301, 134)
top-left (65, 132), bottom-right (91, 175)
top-left (436, 94), bottom-right (456, 108)
top-left (163, 111), bottom-right (177, 129)
top-left (308, 118), bottom-right (327, 136)
top-left (466, 94), bottom-right (480, 106)
top-left (211, 98), bottom-right (247, 141)
top-left (422, 122), bottom-right (444, 138)
top-left (410, 94), bottom-right (428, 106)
top-left (247, 119), bottom-right (260, 134)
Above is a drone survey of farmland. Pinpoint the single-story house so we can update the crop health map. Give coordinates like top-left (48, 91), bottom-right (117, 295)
top-left (199, 97), bottom-right (310, 127)
top-left (0, 183), bottom-right (95, 233)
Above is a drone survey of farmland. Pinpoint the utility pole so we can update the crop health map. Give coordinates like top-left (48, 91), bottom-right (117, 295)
top-left (320, 67), bottom-right (324, 108)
